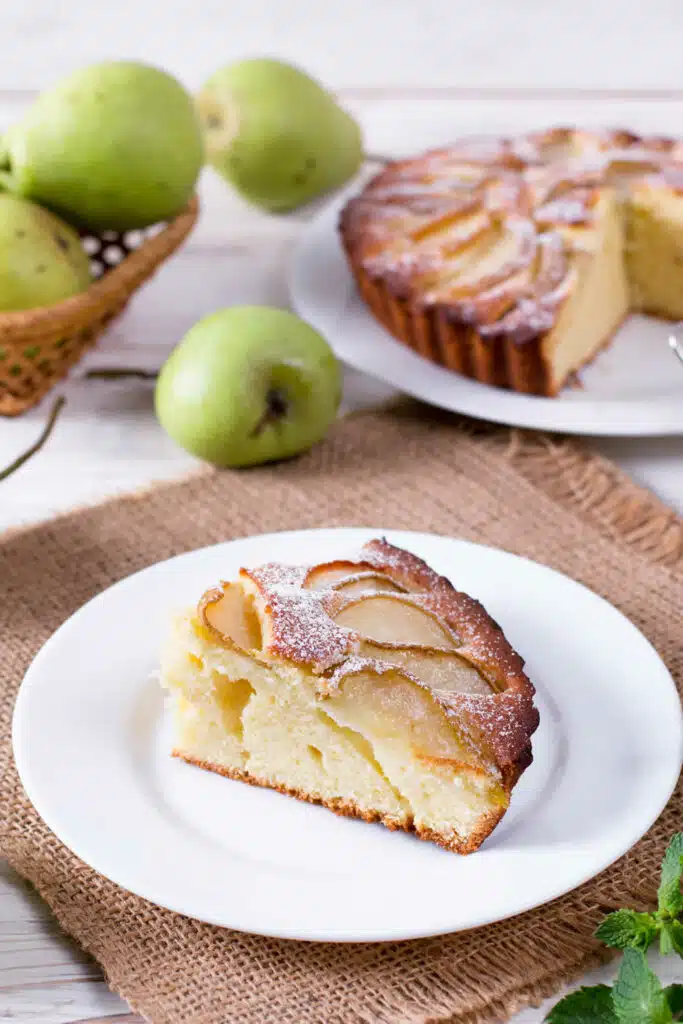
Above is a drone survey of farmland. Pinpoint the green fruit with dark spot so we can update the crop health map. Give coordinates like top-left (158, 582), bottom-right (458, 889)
top-left (0, 61), bottom-right (204, 231)
top-left (155, 306), bottom-right (342, 467)
top-left (197, 59), bottom-right (363, 213)
top-left (0, 193), bottom-right (91, 311)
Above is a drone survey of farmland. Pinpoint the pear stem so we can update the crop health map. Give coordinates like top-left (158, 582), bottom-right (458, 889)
top-left (0, 391), bottom-right (407, 484)
top-left (363, 152), bottom-right (392, 167)
top-left (84, 367), bottom-right (159, 380)
top-left (0, 395), bottom-right (66, 483)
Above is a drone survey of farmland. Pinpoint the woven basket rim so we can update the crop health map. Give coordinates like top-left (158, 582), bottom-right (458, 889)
top-left (0, 195), bottom-right (199, 334)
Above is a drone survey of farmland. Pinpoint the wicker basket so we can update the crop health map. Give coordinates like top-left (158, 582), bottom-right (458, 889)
top-left (0, 196), bottom-right (199, 416)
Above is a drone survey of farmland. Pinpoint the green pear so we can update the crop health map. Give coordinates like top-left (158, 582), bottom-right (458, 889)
top-left (197, 59), bottom-right (363, 212)
top-left (0, 61), bottom-right (204, 232)
top-left (155, 306), bottom-right (341, 467)
top-left (0, 193), bottom-right (91, 311)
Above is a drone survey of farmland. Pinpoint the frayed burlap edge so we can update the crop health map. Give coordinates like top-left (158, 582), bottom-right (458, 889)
top-left (499, 429), bottom-right (683, 568)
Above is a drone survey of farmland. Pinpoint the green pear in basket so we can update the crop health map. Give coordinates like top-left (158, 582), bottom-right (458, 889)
top-left (155, 306), bottom-right (342, 468)
top-left (0, 61), bottom-right (204, 232)
top-left (197, 58), bottom-right (363, 212)
top-left (0, 193), bottom-right (91, 312)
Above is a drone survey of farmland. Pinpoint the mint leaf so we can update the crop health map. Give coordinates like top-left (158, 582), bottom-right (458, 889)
top-left (596, 909), bottom-right (659, 951)
top-left (658, 833), bottom-right (683, 918)
top-left (545, 985), bottom-right (617, 1023)
top-left (665, 986), bottom-right (683, 1019)
top-left (612, 949), bottom-right (672, 1023)
top-left (670, 921), bottom-right (683, 956)
top-left (660, 920), bottom-right (683, 956)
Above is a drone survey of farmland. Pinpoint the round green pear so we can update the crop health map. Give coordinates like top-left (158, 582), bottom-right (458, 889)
top-left (0, 61), bottom-right (204, 231)
top-left (197, 59), bottom-right (363, 213)
top-left (155, 306), bottom-right (342, 468)
top-left (0, 193), bottom-right (91, 312)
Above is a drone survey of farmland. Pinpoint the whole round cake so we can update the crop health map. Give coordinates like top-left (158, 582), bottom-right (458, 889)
top-left (339, 128), bottom-right (683, 396)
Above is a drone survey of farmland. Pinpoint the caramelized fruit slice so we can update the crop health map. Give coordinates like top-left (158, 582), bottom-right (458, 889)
top-left (360, 642), bottom-right (493, 695)
top-left (334, 594), bottom-right (459, 650)
top-left (198, 583), bottom-right (263, 652)
top-left (333, 575), bottom-right (404, 598)
top-left (328, 667), bottom-right (483, 768)
top-left (304, 563), bottom-right (405, 594)
top-left (304, 563), bottom-right (362, 589)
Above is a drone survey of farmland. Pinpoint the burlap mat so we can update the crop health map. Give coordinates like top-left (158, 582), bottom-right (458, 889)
top-left (1, 402), bottom-right (682, 1024)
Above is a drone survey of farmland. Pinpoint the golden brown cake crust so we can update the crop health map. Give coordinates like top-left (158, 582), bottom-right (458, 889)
top-left (174, 751), bottom-right (506, 854)
top-left (339, 127), bottom-right (683, 396)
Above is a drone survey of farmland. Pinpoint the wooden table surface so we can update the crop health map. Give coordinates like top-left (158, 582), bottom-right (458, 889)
top-left (1, 86), bottom-right (682, 1022)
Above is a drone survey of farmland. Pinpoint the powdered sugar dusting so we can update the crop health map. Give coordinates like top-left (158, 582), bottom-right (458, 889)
top-left (448, 692), bottom-right (538, 766)
top-left (248, 563), bottom-right (355, 671)
top-left (247, 563), bottom-right (308, 592)
top-left (327, 653), bottom-right (396, 690)
top-left (454, 693), bottom-right (521, 738)
top-left (535, 195), bottom-right (593, 225)
top-left (356, 539), bottom-right (413, 574)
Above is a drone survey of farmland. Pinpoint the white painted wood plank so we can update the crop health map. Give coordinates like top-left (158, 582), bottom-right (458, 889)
top-left (0, 981), bottom-right (131, 1024)
top-left (0, 866), bottom-right (101, 989)
top-left (2, 0), bottom-right (683, 93)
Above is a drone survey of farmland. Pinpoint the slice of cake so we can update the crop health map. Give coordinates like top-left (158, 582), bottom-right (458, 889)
top-left (159, 538), bottom-right (539, 853)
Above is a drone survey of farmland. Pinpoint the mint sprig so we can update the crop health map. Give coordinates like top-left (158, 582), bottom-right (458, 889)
top-left (546, 834), bottom-right (683, 1024)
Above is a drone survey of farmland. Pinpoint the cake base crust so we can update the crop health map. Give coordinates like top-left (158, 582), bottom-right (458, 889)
top-left (174, 750), bottom-right (506, 855)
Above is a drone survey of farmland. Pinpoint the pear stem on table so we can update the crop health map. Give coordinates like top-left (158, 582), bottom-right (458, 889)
top-left (0, 395), bottom-right (65, 482)
top-left (84, 367), bottom-right (159, 380)
top-left (0, 390), bottom-right (406, 484)
top-left (363, 152), bottom-right (392, 167)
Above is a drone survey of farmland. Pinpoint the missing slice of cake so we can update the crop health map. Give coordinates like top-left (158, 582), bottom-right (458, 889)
top-left (159, 538), bottom-right (539, 854)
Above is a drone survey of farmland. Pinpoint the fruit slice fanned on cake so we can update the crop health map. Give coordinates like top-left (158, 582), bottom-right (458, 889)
top-left (159, 539), bottom-right (539, 854)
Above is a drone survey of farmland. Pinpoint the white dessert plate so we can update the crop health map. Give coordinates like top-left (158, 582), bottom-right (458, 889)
top-left (12, 528), bottom-right (683, 943)
top-left (289, 185), bottom-right (683, 436)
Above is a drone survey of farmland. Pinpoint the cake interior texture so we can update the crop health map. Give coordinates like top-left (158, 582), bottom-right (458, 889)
top-left (626, 181), bottom-right (683, 319)
top-left (541, 190), bottom-right (629, 393)
top-left (159, 540), bottom-right (539, 854)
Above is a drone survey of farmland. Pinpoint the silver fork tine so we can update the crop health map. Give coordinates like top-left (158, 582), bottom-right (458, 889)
top-left (668, 330), bottom-right (683, 367)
